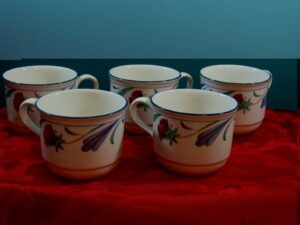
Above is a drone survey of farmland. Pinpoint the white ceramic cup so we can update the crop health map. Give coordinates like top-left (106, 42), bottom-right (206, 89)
top-left (130, 89), bottom-right (237, 175)
top-left (109, 64), bottom-right (193, 134)
top-left (3, 65), bottom-right (99, 134)
top-left (19, 89), bottom-right (127, 180)
top-left (200, 65), bottom-right (272, 134)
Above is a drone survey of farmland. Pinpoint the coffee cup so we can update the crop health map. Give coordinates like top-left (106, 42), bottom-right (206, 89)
top-left (19, 89), bottom-right (127, 179)
top-left (3, 65), bottom-right (99, 134)
top-left (130, 89), bottom-right (237, 175)
top-left (200, 65), bottom-right (272, 134)
top-left (109, 64), bottom-right (193, 134)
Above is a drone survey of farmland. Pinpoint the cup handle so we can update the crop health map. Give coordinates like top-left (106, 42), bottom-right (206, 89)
top-left (76, 74), bottom-right (99, 89)
top-left (19, 98), bottom-right (40, 135)
top-left (179, 72), bottom-right (193, 88)
top-left (263, 70), bottom-right (273, 88)
top-left (130, 97), bottom-right (153, 136)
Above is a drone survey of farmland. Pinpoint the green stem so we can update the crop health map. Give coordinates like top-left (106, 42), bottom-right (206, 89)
top-left (110, 120), bottom-right (120, 144)
top-left (222, 119), bottom-right (232, 141)
top-left (179, 120), bottom-right (219, 138)
top-left (64, 124), bottom-right (105, 145)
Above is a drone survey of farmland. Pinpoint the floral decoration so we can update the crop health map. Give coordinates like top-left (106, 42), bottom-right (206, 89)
top-left (42, 120), bottom-right (121, 153)
top-left (157, 118), bottom-right (232, 147)
top-left (261, 96), bottom-right (267, 108)
top-left (202, 86), bottom-right (268, 114)
top-left (129, 90), bottom-right (143, 103)
top-left (195, 120), bottom-right (231, 147)
top-left (114, 85), bottom-right (149, 112)
top-left (129, 90), bottom-right (149, 112)
top-left (81, 121), bottom-right (118, 152)
top-left (158, 119), bottom-right (179, 146)
top-left (43, 124), bottom-right (65, 151)
top-left (233, 94), bottom-right (252, 114)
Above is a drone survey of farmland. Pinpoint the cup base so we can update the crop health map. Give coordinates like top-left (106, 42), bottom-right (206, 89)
top-left (9, 121), bottom-right (33, 135)
top-left (234, 121), bottom-right (262, 134)
top-left (155, 154), bottom-right (228, 176)
top-left (46, 160), bottom-right (119, 180)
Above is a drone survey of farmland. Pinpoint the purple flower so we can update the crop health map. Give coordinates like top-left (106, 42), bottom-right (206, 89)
top-left (261, 96), bottom-right (267, 108)
top-left (196, 120), bottom-right (230, 147)
top-left (81, 121), bottom-right (117, 152)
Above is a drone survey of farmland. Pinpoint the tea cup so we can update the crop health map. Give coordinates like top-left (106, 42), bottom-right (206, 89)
top-left (19, 89), bottom-right (127, 179)
top-left (3, 65), bottom-right (99, 134)
top-left (130, 89), bottom-right (237, 175)
top-left (200, 65), bottom-right (272, 134)
top-left (109, 64), bottom-right (193, 134)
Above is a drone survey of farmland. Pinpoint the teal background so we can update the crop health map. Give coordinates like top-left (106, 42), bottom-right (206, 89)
top-left (0, 59), bottom-right (298, 110)
top-left (297, 59), bottom-right (300, 109)
top-left (0, 0), bottom-right (300, 59)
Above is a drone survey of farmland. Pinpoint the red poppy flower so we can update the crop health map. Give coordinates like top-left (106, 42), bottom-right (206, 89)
top-left (13, 93), bottom-right (25, 112)
top-left (129, 90), bottom-right (143, 103)
top-left (43, 124), bottom-right (57, 147)
top-left (233, 94), bottom-right (243, 105)
top-left (158, 119), bottom-right (169, 140)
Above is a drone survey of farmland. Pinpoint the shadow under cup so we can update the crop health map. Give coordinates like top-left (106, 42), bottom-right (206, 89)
top-left (130, 89), bottom-right (238, 175)
top-left (19, 89), bottom-right (127, 180)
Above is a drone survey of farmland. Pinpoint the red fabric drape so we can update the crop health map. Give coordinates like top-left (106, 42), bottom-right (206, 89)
top-left (0, 108), bottom-right (298, 225)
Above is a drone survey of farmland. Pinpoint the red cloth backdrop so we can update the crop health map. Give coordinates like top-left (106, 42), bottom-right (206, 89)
top-left (0, 108), bottom-right (298, 225)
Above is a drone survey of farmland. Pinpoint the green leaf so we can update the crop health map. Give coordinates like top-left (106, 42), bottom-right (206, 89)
top-left (154, 113), bottom-right (161, 121)
top-left (117, 87), bottom-right (134, 96)
top-left (224, 90), bottom-right (234, 95)
top-left (253, 91), bottom-right (261, 98)
top-left (137, 102), bottom-right (149, 112)
top-left (223, 120), bottom-right (231, 141)
top-left (180, 121), bottom-right (194, 130)
top-left (27, 105), bottom-right (35, 114)
top-left (65, 126), bottom-right (80, 136)
top-left (110, 120), bottom-right (120, 144)
top-left (5, 88), bottom-right (16, 98)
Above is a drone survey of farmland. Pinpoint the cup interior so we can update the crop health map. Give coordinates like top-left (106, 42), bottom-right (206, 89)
top-left (109, 65), bottom-right (180, 82)
top-left (37, 89), bottom-right (127, 118)
top-left (151, 89), bottom-right (237, 115)
top-left (201, 65), bottom-right (271, 84)
top-left (3, 65), bottom-right (77, 85)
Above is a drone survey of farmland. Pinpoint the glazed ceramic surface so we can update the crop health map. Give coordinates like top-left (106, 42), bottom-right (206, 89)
top-left (130, 89), bottom-right (237, 175)
top-left (3, 65), bottom-right (99, 134)
top-left (19, 89), bottom-right (127, 180)
top-left (109, 64), bottom-right (193, 134)
top-left (200, 65), bottom-right (272, 134)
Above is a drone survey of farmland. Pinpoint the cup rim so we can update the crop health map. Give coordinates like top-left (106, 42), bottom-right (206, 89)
top-left (200, 64), bottom-right (272, 86)
top-left (36, 89), bottom-right (128, 120)
top-left (3, 65), bottom-right (78, 86)
top-left (109, 64), bottom-right (181, 84)
top-left (150, 89), bottom-right (238, 117)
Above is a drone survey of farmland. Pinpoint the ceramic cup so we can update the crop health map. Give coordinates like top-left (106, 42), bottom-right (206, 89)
top-left (130, 89), bottom-right (237, 175)
top-left (200, 65), bottom-right (272, 134)
top-left (19, 89), bottom-right (127, 180)
top-left (3, 65), bottom-right (99, 134)
top-left (109, 64), bottom-right (193, 134)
